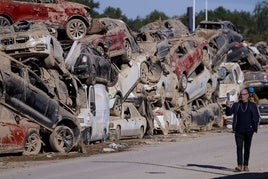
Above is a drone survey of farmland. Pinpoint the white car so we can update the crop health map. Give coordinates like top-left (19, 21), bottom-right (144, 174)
top-left (217, 62), bottom-right (244, 107)
top-left (109, 54), bottom-right (147, 116)
top-left (78, 84), bottom-right (110, 144)
top-left (153, 102), bottom-right (183, 135)
top-left (109, 102), bottom-right (147, 140)
top-left (185, 63), bottom-right (218, 103)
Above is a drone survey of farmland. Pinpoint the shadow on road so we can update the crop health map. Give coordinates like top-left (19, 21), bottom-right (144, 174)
top-left (187, 163), bottom-right (233, 172)
top-left (212, 172), bottom-right (268, 179)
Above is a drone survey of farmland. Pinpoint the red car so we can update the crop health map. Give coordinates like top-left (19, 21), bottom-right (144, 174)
top-left (81, 18), bottom-right (140, 62)
top-left (169, 36), bottom-right (208, 91)
top-left (0, 0), bottom-right (92, 40)
top-left (0, 103), bottom-right (42, 155)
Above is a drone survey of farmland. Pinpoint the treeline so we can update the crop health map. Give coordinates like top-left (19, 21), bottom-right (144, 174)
top-left (69, 0), bottom-right (268, 43)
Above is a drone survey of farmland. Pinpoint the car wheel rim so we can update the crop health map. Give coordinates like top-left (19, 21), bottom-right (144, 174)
top-left (67, 19), bottom-right (86, 40)
top-left (0, 17), bottom-right (10, 26)
top-left (24, 133), bottom-right (42, 155)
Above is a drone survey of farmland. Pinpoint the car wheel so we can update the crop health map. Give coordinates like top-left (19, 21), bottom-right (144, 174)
top-left (138, 126), bottom-right (144, 139)
top-left (140, 62), bottom-right (149, 84)
top-left (23, 131), bottom-right (42, 156)
top-left (82, 128), bottom-right (91, 145)
top-left (66, 19), bottom-right (87, 40)
top-left (115, 126), bottom-right (121, 140)
top-left (110, 95), bottom-right (122, 116)
top-left (49, 125), bottom-right (74, 153)
top-left (179, 74), bottom-right (187, 92)
top-left (0, 16), bottom-right (11, 26)
top-left (204, 83), bottom-right (213, 100)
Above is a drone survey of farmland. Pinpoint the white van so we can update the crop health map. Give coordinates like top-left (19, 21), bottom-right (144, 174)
top-left (78, 84), bottom-right (110, 144)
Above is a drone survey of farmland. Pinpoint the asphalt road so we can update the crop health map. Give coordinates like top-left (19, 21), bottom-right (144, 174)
top-left (1, 126), bottom-right (268, 179)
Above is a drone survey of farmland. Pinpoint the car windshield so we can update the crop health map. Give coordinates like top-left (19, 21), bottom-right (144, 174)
top-left (200, 23), bottom-right (221, 30)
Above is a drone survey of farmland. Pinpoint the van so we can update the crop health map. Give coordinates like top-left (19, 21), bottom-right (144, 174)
top-left (79, 84), bottom-right (110, 144)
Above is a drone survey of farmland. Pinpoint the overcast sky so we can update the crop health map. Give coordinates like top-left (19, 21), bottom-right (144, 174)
top-left (96, 0), bottom-right (261, 19)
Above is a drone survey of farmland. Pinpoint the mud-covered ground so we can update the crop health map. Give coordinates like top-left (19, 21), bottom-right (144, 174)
top-left (0, 127), bottom-right (231, 173)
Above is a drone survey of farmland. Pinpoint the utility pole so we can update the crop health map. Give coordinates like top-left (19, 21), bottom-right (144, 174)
top-left (193, 0), bottom-right (195, 31)
top-left (205, 0), bottom-right (208, 20)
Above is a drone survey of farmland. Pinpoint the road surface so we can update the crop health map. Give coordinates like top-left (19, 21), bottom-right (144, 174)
top-left (0, 126), bottom-right (268, 179)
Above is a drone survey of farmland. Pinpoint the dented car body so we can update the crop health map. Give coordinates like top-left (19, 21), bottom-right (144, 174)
top-left (82, 17), bottom-right (140, 61)
top-left (169, 36), bottom-right (208, 91)
top-left (0, 103), bottom-right (42, 155)
top-left (0, 52), bottom-right (81, 153)
top-left (0, 0), bottom-right (92, 40)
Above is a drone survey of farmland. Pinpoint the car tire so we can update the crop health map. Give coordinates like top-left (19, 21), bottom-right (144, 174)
top-left (49, 125), bottom-right (74, 153)
top-left (110, 95), bottom-right (122, 116)
top-left (0, 16), bottom-right (11, 26)
top-left (140, 62), bottom-right (149, 84)
top-left (179, 74), bottom-right (187, 92)
top-left (23, 131), bottom-right (42, 156)
top-left (82, 127), bottom-right (91, 145)
top-left (138, 126), bottom-right (144, 139)
top-left (115, 125), bottom-right (121, 140)
top-left (66, 19), bottom-right (87, 40)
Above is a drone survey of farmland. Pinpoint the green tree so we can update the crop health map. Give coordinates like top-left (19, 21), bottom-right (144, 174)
top-left (253, 1), bottom-right (268, 42)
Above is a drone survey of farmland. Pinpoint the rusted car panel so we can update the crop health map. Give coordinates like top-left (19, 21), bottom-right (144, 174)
top-left (217, 62), bottom-right (244, 107)
top-left (153, 104), bottom-right (183, 135)
top-left (0, 103), bottom-right (41, 155)
top-left (0, 0), bottom-right (92, 40)
top-left (109, 102), bottom-right (147, 140)
top-left (185, 63), bottom-right (218, 102)
top-left (169, 36), bottom-right (208, 91)
top-left (0, 52), bottom-right (81, 153)
top-left (81, 17), bottom-right (140, 60)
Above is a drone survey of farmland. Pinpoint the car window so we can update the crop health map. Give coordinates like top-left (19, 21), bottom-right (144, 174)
top-left (28, 70), bottom-right (50, 94)
top-left (215, 36), bottom-right (226, 49)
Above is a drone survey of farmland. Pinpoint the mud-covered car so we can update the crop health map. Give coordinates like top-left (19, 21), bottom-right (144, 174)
top-left (140, 18), bottom-right (189, 38)
top-left (0, 0), bottom-right (92, 40)
top-left (109, 102), bottom-right (147, 140)
top-left (217, 62), bottom-right (244, 107)
top-left (82, 17), bottom-right (140, 62)
top-left (227, 42), bottom-right (263, 71)
top-left (0, 21), bottom-right (66, 71)
top-left (136, 30), bottom-right (169, 60)
top-left (0, 52), bottom-right (81, 153)
top-left (185, 63), bottom-right (218, 103)
top-left (189, 99), bottom-right (222, 131)
top-left (153, 102), bottom-right (183, 135)
top-left (169, 37), bottom-right (209, 91)
top-left (65, 40), bottom-right (118, 86)
top-left (0, 103), bottom-right (42, 155)
top-left (195, 20), bottom-right (243, 42)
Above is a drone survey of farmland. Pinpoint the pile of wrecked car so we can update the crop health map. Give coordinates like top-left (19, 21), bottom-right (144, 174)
top-left (0, 2), bottom-right (267, 156)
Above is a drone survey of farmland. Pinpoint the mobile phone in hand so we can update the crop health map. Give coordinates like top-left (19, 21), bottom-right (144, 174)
top-left (226, 92), bottom-right (230, 101)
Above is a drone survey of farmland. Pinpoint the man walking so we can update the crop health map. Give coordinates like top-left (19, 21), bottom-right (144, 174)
top-left (226, 88), bottom-right (260, 172)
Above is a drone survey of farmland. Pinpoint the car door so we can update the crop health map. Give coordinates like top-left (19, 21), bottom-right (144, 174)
top-left (39, 0), bottom-right (66, 24)
top-left (0, 105), bottom-right (26, 152)
top-left (11, 0), bottom-right (46, 22)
